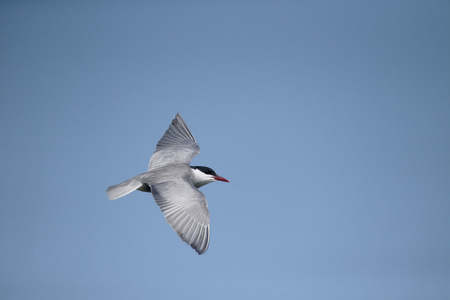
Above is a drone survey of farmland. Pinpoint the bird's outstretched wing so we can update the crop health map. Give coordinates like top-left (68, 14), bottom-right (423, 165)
top-left (148, 113), bottom-right (200, 170)
top-left (144, 114), bottom-right (210, 254)
top-left (149, 170), bottom-right (210, 255)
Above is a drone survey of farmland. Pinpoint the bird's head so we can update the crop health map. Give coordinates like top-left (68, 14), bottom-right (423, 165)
top-left (190, 166), bottom-right (229, 188)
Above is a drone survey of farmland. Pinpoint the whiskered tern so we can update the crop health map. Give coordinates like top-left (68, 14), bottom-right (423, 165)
top-left (106, 113), bottom-right (229, 254)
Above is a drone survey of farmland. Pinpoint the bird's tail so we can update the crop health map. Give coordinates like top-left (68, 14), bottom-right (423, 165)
top-left (106, 174), bottom-right (146, 200)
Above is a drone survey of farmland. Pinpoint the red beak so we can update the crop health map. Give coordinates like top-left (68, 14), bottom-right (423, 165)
top-left (214, 176), bottom-right (229, 183)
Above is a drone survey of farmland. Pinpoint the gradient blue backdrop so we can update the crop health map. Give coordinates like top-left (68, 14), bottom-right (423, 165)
top-left (1, 1), bottom-right (449, 299)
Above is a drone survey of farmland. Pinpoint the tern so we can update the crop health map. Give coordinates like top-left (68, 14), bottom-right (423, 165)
top-left (106, 113), bottom-right (229, 254)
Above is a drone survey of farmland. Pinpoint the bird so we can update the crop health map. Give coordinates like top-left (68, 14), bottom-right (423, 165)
top-left (106, 113), bottom-right (229, 254)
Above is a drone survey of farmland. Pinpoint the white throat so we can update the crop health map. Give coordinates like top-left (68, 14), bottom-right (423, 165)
top-left (190, 168), bottom-right (215, 188)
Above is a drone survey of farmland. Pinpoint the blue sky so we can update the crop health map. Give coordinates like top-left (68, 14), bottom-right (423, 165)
top-left (1, 1), bottom-right (449, 299)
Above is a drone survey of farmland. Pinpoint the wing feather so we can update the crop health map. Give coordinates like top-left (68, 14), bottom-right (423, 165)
top-left (148, 113), bottom-right (200, 170)
top-left (147, 172), bottom-right (210, 255)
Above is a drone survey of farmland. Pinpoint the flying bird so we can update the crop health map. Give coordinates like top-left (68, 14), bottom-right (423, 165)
top-left (106, 113), bottom-right (229, 254)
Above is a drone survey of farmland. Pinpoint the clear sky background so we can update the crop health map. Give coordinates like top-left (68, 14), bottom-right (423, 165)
top-left (1, 1), bottom-right (449, 299)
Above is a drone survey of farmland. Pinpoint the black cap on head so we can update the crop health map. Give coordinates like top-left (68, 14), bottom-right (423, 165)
top-left (190, 166), bottom-right (217, 176)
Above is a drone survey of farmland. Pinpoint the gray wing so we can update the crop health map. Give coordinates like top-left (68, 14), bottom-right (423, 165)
top-left (148, 113), bottom-right (200, 170)
top-left (148, 171), bottom-right (210, 255)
